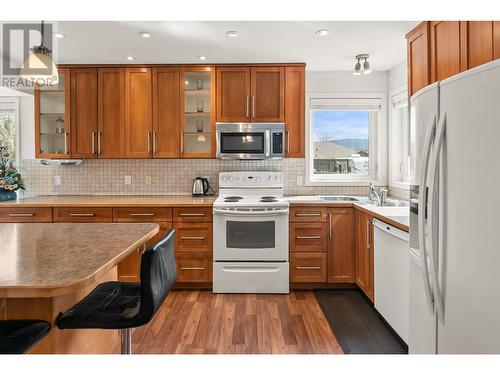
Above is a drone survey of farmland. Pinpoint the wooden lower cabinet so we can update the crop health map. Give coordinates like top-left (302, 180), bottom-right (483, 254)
top-left (327, 208), bottom-right (355, 283)
top-left (355, 209), bottom-right (374, 301)
top-left (175, 253), bottom-right (212, 282)
top-left (290, 222), bottom-right (326, 252)
top-left (290, 252), bottom-right (327, 283)
top-left (0, 207), bottom-right (53, 222)
top-left (53, 207), bottom-right (112, 222)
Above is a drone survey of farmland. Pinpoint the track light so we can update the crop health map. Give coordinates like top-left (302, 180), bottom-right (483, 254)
top-left (353, 54), bottom-right (372, 76)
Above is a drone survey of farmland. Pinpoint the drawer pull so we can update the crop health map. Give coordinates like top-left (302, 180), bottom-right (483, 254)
top-left (296, 235), bottom-right (321, 240)
top-left (180, 236), bottom-right (205, 240)
top-left (295, 212), bottom-right (321, 217)
top-left (180, 213), bottom-right (205, 217)
top-left (296, 266), bottom-right (321, 270)
top-left (180, 267), bottom-right (206, 271)
top-left (129, 213), bottom-right (155, 217)
top-left (69, 213), bottom-right (96, 217)
top-left (8, 213), bottom-right (35, 217)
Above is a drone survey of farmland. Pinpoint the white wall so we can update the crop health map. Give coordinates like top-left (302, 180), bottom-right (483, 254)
top-left (307, 71), bottom-right (388, 93)
top-left (388, 61), bottom-right (407, 92)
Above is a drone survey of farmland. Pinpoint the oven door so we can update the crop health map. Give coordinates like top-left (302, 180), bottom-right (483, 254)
top-left (213, 208), bottom-right (289, 261)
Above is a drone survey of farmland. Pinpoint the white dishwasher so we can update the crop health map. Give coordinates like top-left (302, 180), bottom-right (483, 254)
top-left (373, 218), bottom-right (409, 343)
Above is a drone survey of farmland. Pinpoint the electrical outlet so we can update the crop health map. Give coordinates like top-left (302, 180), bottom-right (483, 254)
top-left (296, 175), bottom-right (303, 186)
top-left (124, 176), bottom-right (132, 185)
top-left (53, 175), bottom-right (61, 186)
top-left (144, 176), bottom-right (152, 185)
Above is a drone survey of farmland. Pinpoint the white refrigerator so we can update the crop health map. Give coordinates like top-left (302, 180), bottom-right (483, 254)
top-left (409, 59), bottom-right (500, 354)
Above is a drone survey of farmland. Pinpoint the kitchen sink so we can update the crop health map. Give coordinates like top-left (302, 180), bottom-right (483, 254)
top-left (320, 196), bottom-right (359, 202)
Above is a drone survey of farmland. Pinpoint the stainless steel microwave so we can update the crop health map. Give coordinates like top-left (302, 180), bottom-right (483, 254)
top-left (216, 122), bottom-right (285, 160)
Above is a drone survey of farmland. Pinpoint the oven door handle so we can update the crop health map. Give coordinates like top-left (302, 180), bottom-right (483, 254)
top-left (213, 208), bottom-right (289, 216)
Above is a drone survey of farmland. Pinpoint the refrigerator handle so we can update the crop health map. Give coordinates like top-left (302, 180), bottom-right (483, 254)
top-left (428, 112), bottom-right (447, 324)
top-left (418, 114), bottom-right (437, 314)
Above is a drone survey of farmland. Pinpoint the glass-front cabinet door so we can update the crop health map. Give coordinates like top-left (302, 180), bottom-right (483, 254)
top-left (35, 67), bottom-right (71, 158)
top-left (180, 66), bottom-right (215, 158)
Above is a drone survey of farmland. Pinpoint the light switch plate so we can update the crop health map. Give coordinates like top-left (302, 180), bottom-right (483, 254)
top-left (124, 176), bottom-right (131, 185)
top-left (296, 175), bottom-right (303, 186)
top-left (144, 176), bottom-right (152, 185)
top-left (53, 175), bottom-right (61, 186)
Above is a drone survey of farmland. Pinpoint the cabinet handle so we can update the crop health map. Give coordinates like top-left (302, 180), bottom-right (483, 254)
top-left (69, 213), bottom-right (95, 217)
top-left (252, 96), bottom-right (256, 118)
top-left (64, 132), bottom-right (69, 154)
top-left (129, 213), bottom-right (155, 217)
top-left (181, 132), bottom-right (184, 154)
top-left (286, 131), bottom-right (290, 154)
top-left (366, 219), bottom-right (371, 249)
top-left (296, 266), bottom-right (321, 270)
top-left (296, 235), bottom-right (321, 240)
top-left (246, 95), bottom-right (250, 118)
top-left (180, 213), bottom-right (205, 216)
top-left (329, 213), bottom-right (332, 240)
top-left (152, 131), bottom-right (156, 155)
top-left (180, 267), bottom-right (206, 271)
top-left (295, 212), bottom-right (321, 217)
top-left (9, 213), bottom-right (35, 217)
top-left (180, 236), bottom-right (205, 240)
top-left (91, 132), bottom-right (95, 154)
top-left (97, 132), bottom-right (102, 155)
top-left (147, 132), bottom-right (151, 154)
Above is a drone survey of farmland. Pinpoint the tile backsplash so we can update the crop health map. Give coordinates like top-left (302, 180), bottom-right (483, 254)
top-left (17, 158), bottom-right (384, 198)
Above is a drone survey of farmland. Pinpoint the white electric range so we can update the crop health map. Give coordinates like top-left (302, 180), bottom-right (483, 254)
top-left (213, 171), bottom-right (289, 294)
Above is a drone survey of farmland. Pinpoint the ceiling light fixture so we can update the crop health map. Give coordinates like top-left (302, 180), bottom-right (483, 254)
top-left (126, 56), bottom-right (135, 61)
top-left (20, 21), bottom-right (59, 86)
top-left (54, 32), bottom-right (65, 39)
top-left (139, 31), bottom-right (151, 38)
top-left (353, 54), bottom-right (371, 76)
top-left (198, 56), bottom-right (207, 61)
top-left (226, 31), bottom-right (238, 38)
top-left (315, 29), bottom-right (329, 37)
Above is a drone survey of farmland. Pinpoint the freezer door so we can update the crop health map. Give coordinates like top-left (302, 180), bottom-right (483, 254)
top-left (437, 60), bottom-right (500, 353)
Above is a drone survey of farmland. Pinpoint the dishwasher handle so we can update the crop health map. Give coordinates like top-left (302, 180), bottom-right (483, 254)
top-left (373, 219), bottom-right (409, 243)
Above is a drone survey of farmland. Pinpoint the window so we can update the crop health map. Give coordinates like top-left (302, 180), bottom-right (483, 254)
top-left (0, 99), bottom-right (18, 161)
top-left (389, 89), bottom-right (410, 188)
top-left (306, 95), bottom-right (385, 185)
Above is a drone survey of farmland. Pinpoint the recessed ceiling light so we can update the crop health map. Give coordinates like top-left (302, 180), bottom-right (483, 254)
top-left (139, 31), bottom-right (151, 38)
top-left (126, 56), bottom-right (135, 61)
top-left (54, 32), bottom-right (66, 39)
top-left (226, 31), bottom-right (238, 38)
top-left (198, 56), bottom-right (207, 61)
top-left (315, 29), bottom-right (329, 37)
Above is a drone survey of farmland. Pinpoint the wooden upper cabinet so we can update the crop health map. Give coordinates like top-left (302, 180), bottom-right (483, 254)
top-left (462, 21), bottom-right (494, 69)
top-left (70, 68), bottom-right (98, 158)
top-left (216, 67), bottom-right (251, 122)
top-left (355, 209), bottom-right (374, 301)
top-left (250, 66), bottom-right (284, 122)
top-left (494, 22), bottom-right (500, 60)
top-left (98, 68), bottom-right (125, 158)
top-left (327, 208), bottom-right (355, 283)
top-left (153, 67), bottom-right (180, 158)
top-left (125, 67), bottom-right (153, 158)
top-left (407, 22), bottom-right (430, 96)
top-left (284, 66), bottom-right (305, 157)
top-left (430, 21), bottom-right (463, 82)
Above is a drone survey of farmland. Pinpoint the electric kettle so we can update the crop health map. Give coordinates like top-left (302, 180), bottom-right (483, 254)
top-left (192, 177), bottom-right (214, 197)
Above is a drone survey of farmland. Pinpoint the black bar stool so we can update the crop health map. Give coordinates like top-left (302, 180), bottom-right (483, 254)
top-left (0, 320), bottom-right (51, 354)
top-left (56, 229), bottom-right (176, 354)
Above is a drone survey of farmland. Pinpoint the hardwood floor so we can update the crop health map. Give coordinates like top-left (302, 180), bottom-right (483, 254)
top-left (133, 291), bottom-right (343, 354)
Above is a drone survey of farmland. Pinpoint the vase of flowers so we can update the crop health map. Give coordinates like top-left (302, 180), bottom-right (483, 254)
top-left (0, 146), bottom-right (24, 201)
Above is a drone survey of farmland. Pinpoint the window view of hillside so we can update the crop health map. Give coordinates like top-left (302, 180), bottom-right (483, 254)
top-left (312, 110), bottom-right (369, 175)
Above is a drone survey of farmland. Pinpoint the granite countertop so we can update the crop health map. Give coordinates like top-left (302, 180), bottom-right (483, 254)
top-left (286, 195), bottom-right (409, 232)
top-left (0, 222), bottom-right (159, 298)
top-left (0, 195), bottom-right (217, 207)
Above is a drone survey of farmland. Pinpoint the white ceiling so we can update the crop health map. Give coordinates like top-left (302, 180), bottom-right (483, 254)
top-left (52, 21), bottom-right (418, 71)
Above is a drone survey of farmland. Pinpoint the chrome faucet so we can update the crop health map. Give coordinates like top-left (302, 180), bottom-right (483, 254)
top-left (368, 182), bottom-right (381, 205)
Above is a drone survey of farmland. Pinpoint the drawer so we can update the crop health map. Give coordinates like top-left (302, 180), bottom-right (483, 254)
top-left (173, 207), bottom-right (212, 222)
top-left (290, 222), bottom-right (326, 252)
top-left (53, 207), bottom-right (113, 222)
top-left (113, 207), bottom-right (172, 222)
top-left (174, 222), bottom-right (212, 252)
top-left (290, 252), bottom-right (327, 282)
top-left (0, 207), bottom-right (52, 222)
top-left (290, 206), bottom-right (326, 223)
top-left (176, 253), bottom-right (212, 282)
